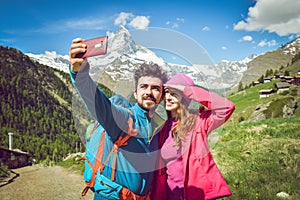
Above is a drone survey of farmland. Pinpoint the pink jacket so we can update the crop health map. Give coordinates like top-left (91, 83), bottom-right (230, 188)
top-left (152, 86), bottom-right (235, 200)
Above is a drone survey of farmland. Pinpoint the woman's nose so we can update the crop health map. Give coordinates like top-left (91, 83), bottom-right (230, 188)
top-left (165, 93), bottom-right (171, 99)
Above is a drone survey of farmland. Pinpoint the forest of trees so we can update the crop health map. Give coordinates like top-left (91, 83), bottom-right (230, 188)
top-left (0, 46), bottom-right (113, 162)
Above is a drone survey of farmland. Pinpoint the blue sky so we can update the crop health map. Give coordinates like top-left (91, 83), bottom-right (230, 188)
top-left (1, 0), bottom-right (300, 64)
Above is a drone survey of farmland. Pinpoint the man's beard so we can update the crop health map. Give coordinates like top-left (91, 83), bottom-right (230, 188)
top-left (139, 94), bottom-right (158, 112)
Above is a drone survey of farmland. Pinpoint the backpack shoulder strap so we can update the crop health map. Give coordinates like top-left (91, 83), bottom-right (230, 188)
top-left (79, 109), bottom-right (137, 196)
top-left (78, 129), bottom-right (106, 196)
top-left (100, 108), bottom-right (137, 181)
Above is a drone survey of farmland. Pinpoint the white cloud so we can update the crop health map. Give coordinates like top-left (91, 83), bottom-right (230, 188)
top-left (114, 12), bottom-right (149, 30)
top-left (202, 26), bottom-right (210, 31)
top-left (242, 35), bottom-right (253, 41)
top-left (0, 38), bottom-right (15, 43)
top-left (128, 16), bottom-right (150, 30)
top-left (166, 18), bottom-right (185, 29)
top-left (32, 18), bottom-right (106, 33)
top-left (221, 46), bottom-right (228, 50)
top-left (172, 23), bottom-right (179, 28)
top-left (114, 12), bottom-right (134, 26)
top-left (176, 18), bottom-right (185, 23)
top-left (288, 34), bottom-right (299, 41)
top-left (258, 39), bottom-right (277, 47)
top-left (234, 0), bottom-right (300, 36)
top-left (64, 18), bottom-right (106, 30)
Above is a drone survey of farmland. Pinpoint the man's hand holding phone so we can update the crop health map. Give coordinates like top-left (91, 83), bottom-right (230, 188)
top-left (69, 36), bottom-right (108, 72)
top-left (75, 36), bottom-right (108, 59)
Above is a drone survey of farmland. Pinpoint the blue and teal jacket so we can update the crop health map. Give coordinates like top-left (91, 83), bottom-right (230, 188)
top-left (70, 66), bottom-right (160, 198)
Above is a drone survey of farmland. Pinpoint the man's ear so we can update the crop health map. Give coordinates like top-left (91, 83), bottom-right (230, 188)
top-left (134, 90), bottom-right (137, 100)
top-left (158, 90), bottom-right (165, 104)
top-left (156, 95), bottom-right (163, 105)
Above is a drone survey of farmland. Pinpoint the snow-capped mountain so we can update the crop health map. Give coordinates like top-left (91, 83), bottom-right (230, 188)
top-left (281, 36), bottom-right (300, 55)
top-left (26, 51), bottom-right (69, 73)
top-left (26, 26), bottom-right (252, 94)
top-left (214, 55), bottom-right (256, 89)
top-left (86, 26), bottom-right (169, 80)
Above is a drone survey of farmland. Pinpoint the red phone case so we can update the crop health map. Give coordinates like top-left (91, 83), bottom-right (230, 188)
top-left (75, 36), bottom-right (108, 58)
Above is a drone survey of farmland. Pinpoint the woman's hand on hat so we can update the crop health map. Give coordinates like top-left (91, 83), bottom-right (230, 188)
top-left (164, 84), bottom-right (185, 92)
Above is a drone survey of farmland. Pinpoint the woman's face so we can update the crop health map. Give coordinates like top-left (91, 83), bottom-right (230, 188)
top-left (164, 87), bottom-right (183, 115)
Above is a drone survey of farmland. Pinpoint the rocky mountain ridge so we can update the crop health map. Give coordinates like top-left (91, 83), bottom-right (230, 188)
top-left (236, 36), bottom-right (300, 91)
top-left (26, 26), bottom-right (252, 95)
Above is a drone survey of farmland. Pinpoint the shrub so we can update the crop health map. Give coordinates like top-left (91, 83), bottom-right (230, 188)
top-left (238, 116), bottom-right (245, 123)
top-left (0, 165), bottom-right (10, 179)
top-left (263, 97), bottom-right (294, 118)
top-left (289, 88), bottom-right (298, 96)
top-left (279, 90), bottom-right (289, 96)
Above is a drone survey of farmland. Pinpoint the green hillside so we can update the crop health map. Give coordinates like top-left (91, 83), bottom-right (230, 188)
top-left (241, 50), bottom-right (292, 86)
top-left (231, 37), bottom-right (300, 93)
top-left (286, 52), bottom-right (300, 75)
top-left (228, 53), bottom-right (300, 125)
top-left (0, 46), bottom-right (79, 162)
top-left (227, 77), bottom-right (300, 126)
top-left (0, 46), bottom-right (113, 163)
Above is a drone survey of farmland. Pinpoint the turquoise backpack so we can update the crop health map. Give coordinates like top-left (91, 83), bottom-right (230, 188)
top-left (78, 94), bottom-right (134, 198)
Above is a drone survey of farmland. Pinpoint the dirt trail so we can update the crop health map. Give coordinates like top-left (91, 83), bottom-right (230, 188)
top-left (0, 165), bottom-right (94, 200)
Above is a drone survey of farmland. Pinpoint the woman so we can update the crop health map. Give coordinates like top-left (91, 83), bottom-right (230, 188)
top-left (152, 74), bottom-right (235, 200)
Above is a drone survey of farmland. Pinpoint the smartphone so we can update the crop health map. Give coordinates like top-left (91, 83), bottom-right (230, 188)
top-left (75, 36), bottom-right (108, 58)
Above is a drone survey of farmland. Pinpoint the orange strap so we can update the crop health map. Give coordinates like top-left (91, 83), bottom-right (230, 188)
top-left (80, 109), bottom-right (138, 196)
top-left (119, 187), bottom-right (151, 200)
top-left (99, 109), bottom-right (137, 181)
top-left (81, 186), bottom-right (90, 196)
top-left (100, 132), bottom-right (132, 181)
top-left (79, 130), bottom-right (106, 196)
top-left (90, 130), bottom-right (106, 187)
top-left (90, 122), bottom-right (100, 137)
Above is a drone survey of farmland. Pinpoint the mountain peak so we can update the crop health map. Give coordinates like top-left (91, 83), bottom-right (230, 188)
top-left (109, 25), bottom-right (136, 54)
top-left (25, 25), bottom-right (254, 93)
top-left (280, 36), bottom-right (300, 55)
top-left (117, 25), bottom-right (129, 34)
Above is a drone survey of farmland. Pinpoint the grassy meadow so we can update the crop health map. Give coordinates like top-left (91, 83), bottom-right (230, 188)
top-left (212, 117), bottom-right (300, 199)
top-left (212, 80), bottom-right (300, 199)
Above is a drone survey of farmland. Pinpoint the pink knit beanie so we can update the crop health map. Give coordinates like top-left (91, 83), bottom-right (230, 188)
top-left (165, 73), bottom-right (194, 86)
top-left (165, 74), bottom-right (194, 104)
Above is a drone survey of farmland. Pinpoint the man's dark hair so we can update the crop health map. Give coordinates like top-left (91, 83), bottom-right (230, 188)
top-left (134, 62), bottom-right (169, 89)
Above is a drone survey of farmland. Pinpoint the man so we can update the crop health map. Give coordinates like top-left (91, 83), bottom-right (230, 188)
top-left (69, 38), bottom-right (168, 199)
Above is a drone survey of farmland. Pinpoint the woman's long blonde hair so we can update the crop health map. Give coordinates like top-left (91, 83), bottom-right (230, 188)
top-left (167, 97), bottom-right (198, 146)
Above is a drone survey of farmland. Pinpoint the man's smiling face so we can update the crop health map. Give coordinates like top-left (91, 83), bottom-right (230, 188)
top-left (134, 76), bottom-right (163, 111)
